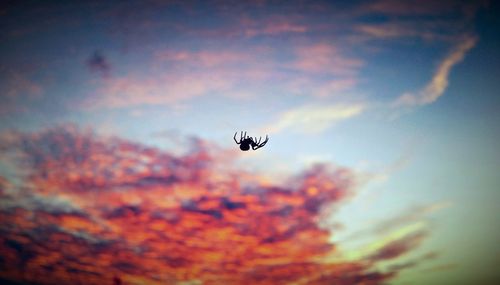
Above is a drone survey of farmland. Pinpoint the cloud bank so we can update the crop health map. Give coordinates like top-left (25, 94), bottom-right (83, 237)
top-left (0, 126), bottom-right (429, 285)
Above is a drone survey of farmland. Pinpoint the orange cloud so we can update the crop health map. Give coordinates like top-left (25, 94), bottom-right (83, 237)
top-left (0, 126), bottom-right (429, 284)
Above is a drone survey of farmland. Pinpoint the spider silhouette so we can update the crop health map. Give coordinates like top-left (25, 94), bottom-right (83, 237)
top-left (234, 131), bottom-right (269, 151)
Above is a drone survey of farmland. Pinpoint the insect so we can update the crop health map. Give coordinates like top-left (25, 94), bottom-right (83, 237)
top-left (233, 131), bottom-right (269, 151)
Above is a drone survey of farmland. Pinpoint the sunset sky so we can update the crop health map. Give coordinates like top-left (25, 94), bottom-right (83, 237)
top-left (0, 1), bottom-right (499, 285)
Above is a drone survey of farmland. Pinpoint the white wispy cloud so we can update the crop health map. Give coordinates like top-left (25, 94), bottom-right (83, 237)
top-left (263, 103), bottom-right (365, 134)
top-left (394, 36), bottom-right (477, 107)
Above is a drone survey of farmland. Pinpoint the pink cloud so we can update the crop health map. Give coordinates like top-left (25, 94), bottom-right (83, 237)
top-left (82, 48), bottom-right (279, 109)
top-left (284, 43), bottom-right (363, 97)
top-left (155, 50), bottom-right (254, 67)
top-left (81, 41), bottom-right (365, 110)
top-left (317, 79), bottom-right (357, 96)
top-left (169, 12), bottom-right (309, 40)
top-left (83, 71), bottom-right (234, 109)
top-left (4, 73), bottom-right (43, 99)
top-left (196, 13), bottom-right (308, 39)
top-left (82, 42), bottom-right (363, 109)
top-left (292, 43), bottom-right (363, 76)
top-left (0, 70), bottom-right (44, 115)
top-left (241, 17), bottom-right (308, 38)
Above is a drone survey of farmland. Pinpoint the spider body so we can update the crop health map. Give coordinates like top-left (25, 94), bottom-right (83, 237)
top-left (234, 131), bottom-right (269, 151)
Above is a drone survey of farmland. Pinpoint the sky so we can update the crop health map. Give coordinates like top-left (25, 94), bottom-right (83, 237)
top-left (0, 1), bottom-right (499, 285)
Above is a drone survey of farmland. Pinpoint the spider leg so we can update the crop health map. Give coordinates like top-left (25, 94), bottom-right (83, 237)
top-left (251, 137), bottom-right (260, 150)
top-left (252, 135), bottom-right (269, 150)
top-left (233, 132), bottom-right (241, 144)
top-left (259, 135), bottom-right (269, 147)
top-left (254, 137), bottom-right (260, 146)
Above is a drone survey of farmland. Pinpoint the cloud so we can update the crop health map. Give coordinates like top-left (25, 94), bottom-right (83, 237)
top-left (154, 49), bottom-right (255, 67)
top-left (372, 203), bottom-right (450, 235)
top-left (82, 71), bottom-right (234, 109)
top-left (288, 78), bottom-right (358, 99)
top-left (360, 0), bottom-right (489, 20)
top-left (355, 21), bottom-right (460, 41)
top-left (82, 48), bottom-right (276, 109)
top-left (81, 42), bottom-right (365, 110)
top-left (1, 73), bottom-right (43, 99)
top-left (248, 21), bottom-right (307, 37)
top-left (351, 0), bottom-right (487, 52)
top-left (355, 0), bottom-right (485, 114)
top-left (0, 126), bottom-right (431, 285)
top-left (264, 103), bottom-right (365, 134)
top-left (86, 50), bottom-right (111, 77)
top-left (0, 69), bottom-right (44, 115)
top-left (239, 16), bottom-right (308, 38)
top-left (0, 176), bottom-right (9, 195)
top-left (368, 230), bottom-right (428, 261)
top-left (387, 251), bottom-right (439, 272)
top-left (292, 43), bottom-right (363, 77)
top-left (176, 9), bottom-right (309, 39)
top-left (0, 193), bottom-right (82, 215)
top-left (360, 0), bottom-right (482, 16)
top-left (421, 263), bottom-right (458, 273)
top-left (394, 36), bottom-right (477, 107)
top-left (284, 43), bottom-right (362, 98)
top-left (342, 202), bottom-right (450, 242)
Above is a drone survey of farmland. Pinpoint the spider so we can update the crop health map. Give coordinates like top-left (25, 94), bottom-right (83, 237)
top-left (233, 131), bottom-right (269, 151)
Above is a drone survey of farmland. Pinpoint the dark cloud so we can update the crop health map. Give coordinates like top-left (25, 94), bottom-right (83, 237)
top-left (0, 176), bottom-right (8, 194)
top-left (420, 263), bottom-right (458, 273)
top-left (361, 0), bottom-right (481, 16)
top-left (369, 230), bottom-right (428, 261)
top-left (86, 50), bottom-right (111, 77)
top-left (0, 126), bottom-right (431, 284)
top-left (343, 203), bottom-right (448, 242)
top-left (387, 251), bottom-right (439, 272)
